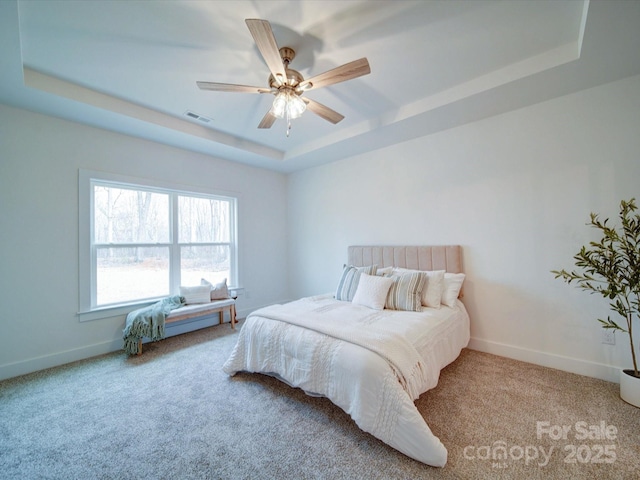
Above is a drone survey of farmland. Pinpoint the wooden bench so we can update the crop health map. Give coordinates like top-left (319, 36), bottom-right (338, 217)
top-left (136, 298), bottom-right (236, 355)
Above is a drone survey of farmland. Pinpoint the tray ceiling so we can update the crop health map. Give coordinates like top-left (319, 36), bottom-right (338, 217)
top-left (1, 0), bottom-right (639, 173)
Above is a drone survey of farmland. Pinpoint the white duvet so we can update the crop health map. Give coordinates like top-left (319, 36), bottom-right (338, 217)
top-left (222, 294), bottom-right (470, 467)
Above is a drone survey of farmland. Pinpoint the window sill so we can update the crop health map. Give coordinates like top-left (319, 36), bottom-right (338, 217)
top-left (77, 300), bottom-right (159, 323)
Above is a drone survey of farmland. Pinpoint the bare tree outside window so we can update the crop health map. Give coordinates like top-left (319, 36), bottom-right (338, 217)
top-left (91, 183), bottom-right (235, 308)
top-left (179, 196), bottom-right (231, 286)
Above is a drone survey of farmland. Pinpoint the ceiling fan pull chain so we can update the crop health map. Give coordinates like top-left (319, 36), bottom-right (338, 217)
top-left (286, 108), bottom-right (292, 137)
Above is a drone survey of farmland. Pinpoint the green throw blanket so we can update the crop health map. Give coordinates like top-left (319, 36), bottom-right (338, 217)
top-left (122, 295), bottom-right (186, 355)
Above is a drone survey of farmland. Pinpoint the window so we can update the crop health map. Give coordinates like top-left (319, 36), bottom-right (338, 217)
top-left (79, 170), bottom-right (237, 317)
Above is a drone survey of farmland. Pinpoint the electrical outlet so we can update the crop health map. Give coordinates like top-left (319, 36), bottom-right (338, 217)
top-left (602, 329), bottom-right (615, 345)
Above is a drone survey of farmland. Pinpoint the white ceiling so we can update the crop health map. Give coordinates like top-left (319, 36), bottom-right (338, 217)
top-left (1, 0), bottom-right (639, 173)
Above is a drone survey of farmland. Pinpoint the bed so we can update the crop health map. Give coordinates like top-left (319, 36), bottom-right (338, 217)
top-left (223, 245), bottom-right (470, 467)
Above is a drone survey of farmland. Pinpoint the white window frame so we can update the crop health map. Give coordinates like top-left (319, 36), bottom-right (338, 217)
top-left (78, 169), bottom-right (239, 321)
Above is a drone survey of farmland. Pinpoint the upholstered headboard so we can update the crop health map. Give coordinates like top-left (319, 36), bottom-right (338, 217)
top-left (348, 245), bottom-right (463, 274)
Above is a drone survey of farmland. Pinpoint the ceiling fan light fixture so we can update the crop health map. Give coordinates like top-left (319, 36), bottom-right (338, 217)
top-left (270, 89), bottom-right (306, 120)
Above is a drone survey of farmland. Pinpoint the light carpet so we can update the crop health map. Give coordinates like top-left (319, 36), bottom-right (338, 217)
top-left (1, 322), bottom-right (638, 479)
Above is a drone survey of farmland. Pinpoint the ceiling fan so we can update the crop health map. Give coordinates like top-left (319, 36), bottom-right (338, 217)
top-left (196, 19), bottom-right (371, 136)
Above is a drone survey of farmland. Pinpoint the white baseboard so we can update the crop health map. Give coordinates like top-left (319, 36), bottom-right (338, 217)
top-left (0, 339), bottom-right (122, 381)
top-left (149, 314), bottom-right (224, 340)
top-left (0, 315), bottom-right (236, 382)
top-left (3, 321), bottom-right (620, 385)
top-left (468, 337), bottom-right (621, 384)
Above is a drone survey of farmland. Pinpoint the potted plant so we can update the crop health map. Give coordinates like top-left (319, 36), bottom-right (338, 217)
top-left (552, 198), bottom-right (640, 407)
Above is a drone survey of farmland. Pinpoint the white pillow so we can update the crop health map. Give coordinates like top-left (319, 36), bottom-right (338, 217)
top-left (393, 268), bottom-right (445, 308)
top-left (179, 285), bottom-right (211, 305)
top-left (201, 277), bottom-right (229, 300)
top-left (352, 273), bottom-right (394, 310)
top-left (442, 273), bottom-right (465, 307)
top-left (375, 266), bottom-right (394, 276)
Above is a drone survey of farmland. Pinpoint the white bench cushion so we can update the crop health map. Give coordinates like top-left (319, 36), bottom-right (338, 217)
top-left (166, 298), bottom-right (235, 321)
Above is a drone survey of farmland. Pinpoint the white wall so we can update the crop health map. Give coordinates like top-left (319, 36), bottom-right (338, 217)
top-left (0, 105), bottom-right (289, 380)
top-left (3, 75), bottom-right (639, 383)
top-left (287, 74), bottom-right (640, 383)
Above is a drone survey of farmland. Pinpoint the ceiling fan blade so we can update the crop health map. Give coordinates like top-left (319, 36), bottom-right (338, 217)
top-left (299, 58), bottom-right (370, 91)
top-left (258, 111), bottom-right (277, 129)
top-left (303, 98), bottom-right (345, 124)
top-left (245, 19), bottom-right (287, 86)
top-left (196, 81), bottom-right (271, 94)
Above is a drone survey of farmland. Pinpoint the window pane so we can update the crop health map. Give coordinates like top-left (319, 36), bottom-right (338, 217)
top-left (94, 186), bottom-right (169, 243)
top-left (96, 247), bottom-right (169, 305)
top-left (180, 245), bottom-right (230, 286)
top-left (179, 196), bottom-right (230, 243)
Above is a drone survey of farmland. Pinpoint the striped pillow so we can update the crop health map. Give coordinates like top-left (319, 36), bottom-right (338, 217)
top-left (335, 264), bottom-right (377, 301)
top-left (393, 268), bottom-right (445, 308)
top-left (385, 272), bottom-right (426, 312)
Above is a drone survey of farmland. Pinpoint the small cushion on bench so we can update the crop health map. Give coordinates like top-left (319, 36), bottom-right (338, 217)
top-left (179, 285), bottom-right (212, 304)
top-left (201, 277), bottom-right (229, 300)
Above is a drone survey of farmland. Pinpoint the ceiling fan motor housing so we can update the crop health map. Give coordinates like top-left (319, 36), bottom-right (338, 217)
top-left (269, 69), bottom-right (304, 89)
top-left (267, 47), bottom-right (304, 90)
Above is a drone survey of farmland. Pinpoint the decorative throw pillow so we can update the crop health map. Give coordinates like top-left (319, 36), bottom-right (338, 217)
top-left (201, 277), bottom-right (229, 300)
top-left (422, 270), bottom-right (445, 308)
top-left (179, 285), bottom-right (211, 304)
top-left (335, 265), bottom-right (377, 301)
top-left (385, 272), bottom-right (426, 312)
top-left (442, 273), bottom-right (465, 307)
top-left (352, 273), bottom-right (394, 310)
top-left (394, 268), bottom-right (445, 308)
top-left (375, 266), bottom-right (394, 276)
